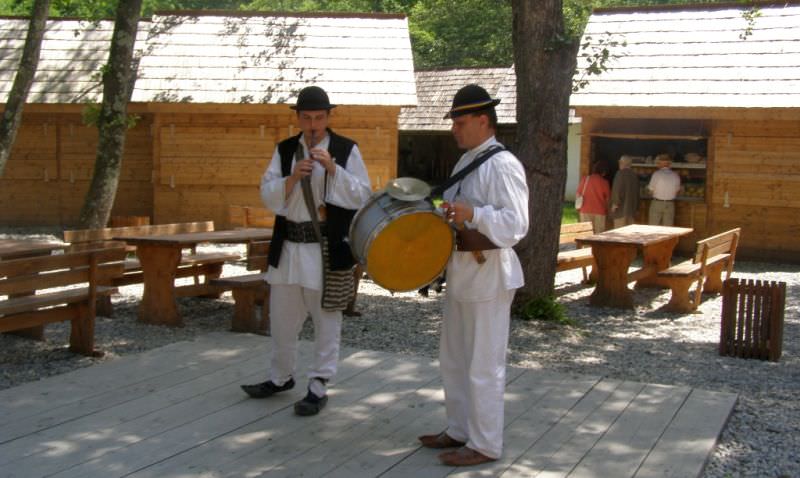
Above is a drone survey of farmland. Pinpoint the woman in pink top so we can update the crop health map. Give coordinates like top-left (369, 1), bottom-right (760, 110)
top-left (576, 161), bottom-right (611, 233)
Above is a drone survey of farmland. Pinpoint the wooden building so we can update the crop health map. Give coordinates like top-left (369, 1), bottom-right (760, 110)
top-left (0, 11), bottom-right (416, 227)
top-left (398, 67), bottom-right (583, 198)
top-left (570, 2), bottom-right (800, 261)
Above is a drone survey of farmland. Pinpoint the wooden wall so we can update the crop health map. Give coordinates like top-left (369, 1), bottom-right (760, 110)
top-left (0, 104), bottom-right (400, 229)
top-left (709, 119), bottom-right (800, 261)
top-left (151, 104), bottom-right (400, 228)
top-left (576, 109), bottom-right (800, 262)
top-left (0, 111), bottom-right (153, 227)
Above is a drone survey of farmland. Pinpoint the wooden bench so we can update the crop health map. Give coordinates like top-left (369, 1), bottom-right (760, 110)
top-left (556, 222), bottom-right (595, 282)
top-left (229, 205), bottom-right (275, 229)
top-left (63, 221), bottom-right (240, 315)
top-left (210, 239), bottom-right (271, 334)
top-left (0, 246), bottom-right (126, 356)
top-left (657, 228), bottom-right (741, 312)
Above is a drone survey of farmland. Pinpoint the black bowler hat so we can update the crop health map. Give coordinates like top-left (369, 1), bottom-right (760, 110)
top-left (444, 84), bottom-right (501, 119)
top-left (290, 86), bottom-right (336, 111)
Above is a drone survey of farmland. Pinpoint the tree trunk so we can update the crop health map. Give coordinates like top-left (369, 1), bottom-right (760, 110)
top-left (0, 0), bottom-right (50, 177)
top-left (78, 0), bottom-right (143, 229)
top-left (511, 0), bottom-right (580, 303)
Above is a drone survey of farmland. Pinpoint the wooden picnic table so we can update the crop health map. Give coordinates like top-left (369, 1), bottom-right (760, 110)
top-left (0, 239), bottom-right (68, 260)
top-left (575, 224), bottom-right (693, 309)
top-left (115, 228), bottom-right (273, 327)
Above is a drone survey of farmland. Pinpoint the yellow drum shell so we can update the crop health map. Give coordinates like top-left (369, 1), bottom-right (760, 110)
top-left (349, 193), bottom-right (453, 292)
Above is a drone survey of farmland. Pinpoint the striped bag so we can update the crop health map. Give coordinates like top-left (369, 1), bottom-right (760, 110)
top-left (320, 237), bottom-right (355, 311)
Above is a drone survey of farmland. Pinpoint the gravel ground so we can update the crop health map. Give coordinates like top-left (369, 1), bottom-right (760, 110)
top-left (1, 229), bottom-right (797, 478)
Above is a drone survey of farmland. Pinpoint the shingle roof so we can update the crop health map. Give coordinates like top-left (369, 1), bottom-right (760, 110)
top-left (570, 3), bottom-right (800, 109)
top-left (399, 67), bottom-right (510, 131)
top-left (0, 19), bottom-right (141, 104)
top-left (399, 66), bottom-right (579, 131)
top-left (0, 12), bottom-right (417, 106)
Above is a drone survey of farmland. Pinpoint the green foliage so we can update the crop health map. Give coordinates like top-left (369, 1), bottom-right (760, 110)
top-left (518, 296), bottom-right (575, 326)
top-left (562, 202), bottom-right (579, 224)
top-left (81, 103), bottom-right (139, 129)
top-left (407, 0), bottom-right (512, 69)
top-left (739, 6), bottom-right (761, 40)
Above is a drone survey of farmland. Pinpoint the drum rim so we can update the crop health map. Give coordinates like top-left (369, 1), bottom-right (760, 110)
top-left (349, 191), bottom-right (454, 291)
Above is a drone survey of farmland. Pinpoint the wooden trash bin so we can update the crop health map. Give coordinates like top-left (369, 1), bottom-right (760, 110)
top-left (720, 278), bottom-right (786, 362)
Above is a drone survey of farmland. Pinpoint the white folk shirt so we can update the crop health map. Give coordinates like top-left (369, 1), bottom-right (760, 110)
top-left (260, 133), bottom-right (372, 290)
top-left (443, 137), bottom-right (529, 302)
top-left (648, 167), bottom-right (681, 201)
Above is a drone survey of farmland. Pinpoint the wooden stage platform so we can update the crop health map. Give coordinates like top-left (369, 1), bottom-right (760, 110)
top-left (0, 332), bottom-right (737, 477)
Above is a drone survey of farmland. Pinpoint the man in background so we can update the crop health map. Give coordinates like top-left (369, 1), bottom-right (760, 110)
top-left (647, 153), bottom-right (681, 226)
top-left (610, 155), bottom-right (640, 228)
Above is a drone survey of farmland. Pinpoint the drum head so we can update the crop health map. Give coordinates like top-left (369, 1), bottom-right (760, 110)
top-left (365, 211), bottom-right (453, 292)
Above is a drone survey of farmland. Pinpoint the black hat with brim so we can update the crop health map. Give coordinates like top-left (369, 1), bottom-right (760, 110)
top-left (444, 84), bottom-right (500, 119)
top-left (290, 86), bottom-right (336, 111)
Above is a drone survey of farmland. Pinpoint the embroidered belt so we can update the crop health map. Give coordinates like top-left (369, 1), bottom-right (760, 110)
top-left (286, 220), bottom-right (325, 243)
top-left (455, 229), bottom-right (500, 252)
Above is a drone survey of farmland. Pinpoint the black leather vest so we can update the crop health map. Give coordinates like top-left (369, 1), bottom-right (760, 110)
top-left (267, 130), bottom-right (358, 271)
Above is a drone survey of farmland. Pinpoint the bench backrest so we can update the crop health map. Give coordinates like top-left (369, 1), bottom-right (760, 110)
top-left (693, 228), bottom-right (741, 264)
top-left (229, 205), bottom-right (275, 229)
top-left (0, 247), bottom-right (126, 297)
top-left (559, 222), bottom-right (594, 245)
top-left (64, 221), bottom-right (216, 251)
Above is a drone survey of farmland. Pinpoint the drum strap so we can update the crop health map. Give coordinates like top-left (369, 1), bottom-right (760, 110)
top-left (428, 144), bottom-right (505, 199)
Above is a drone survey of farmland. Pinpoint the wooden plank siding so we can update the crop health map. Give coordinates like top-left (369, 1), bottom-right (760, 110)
top-left (0, 113), bottom-right (153, 226)
top-left (151, 105), bottom-right (399, 227)
top-left (1, 13), bottom-right (414, 228)
top-left (0, 105), bottom-right (399, 228)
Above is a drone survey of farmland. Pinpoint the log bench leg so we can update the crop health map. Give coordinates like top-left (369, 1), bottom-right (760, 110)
top-left (136, 244), bottom-right (183, 326)
top-left (230, 284), bottom-right (270, 334)
top-left (69, 303), bottom-right (102, 357)
top-left (636, 237), bottom-right (680, 289)
top-left (230, 288), bottom-right (259, 333)
top-left (588, 243), bottom-right (637, 309)
top-left (703, 263), bottom-right (725, 294)
top-left (198, 263), bottom-right (225, 299)
top-left (97, 296), bottom-right (114, 318)
top-left (662, 275), bottom-right (700, 313)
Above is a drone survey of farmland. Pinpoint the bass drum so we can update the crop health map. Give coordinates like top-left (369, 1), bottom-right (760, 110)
top-left (349, 192), bottom-right (453, 292)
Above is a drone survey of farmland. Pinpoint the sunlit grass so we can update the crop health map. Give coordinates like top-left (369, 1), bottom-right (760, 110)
top-left (562, 201), bottom-right (579, 224)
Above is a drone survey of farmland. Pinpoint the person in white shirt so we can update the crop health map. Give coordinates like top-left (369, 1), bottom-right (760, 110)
top-left (418, 84), bottom-right (529, 467)
top-left (647, 154), bottom-right (681, 226)
top-left (240, 86), bottom-right (372, 416)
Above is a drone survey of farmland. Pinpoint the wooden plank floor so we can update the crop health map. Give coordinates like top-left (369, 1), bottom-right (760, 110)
top-left (0, 332), bottom-right (737, 478)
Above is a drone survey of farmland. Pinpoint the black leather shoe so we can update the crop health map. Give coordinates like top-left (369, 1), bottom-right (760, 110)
top-left (241, 378), bottom-right (295, 398)
top-left (294, 390), bottom-right (328, 416)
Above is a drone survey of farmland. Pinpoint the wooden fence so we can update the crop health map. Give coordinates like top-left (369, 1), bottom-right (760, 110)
top-left (720, 278), bottom-right (786, 362)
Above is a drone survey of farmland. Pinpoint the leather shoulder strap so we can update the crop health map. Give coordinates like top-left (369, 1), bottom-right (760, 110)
top-left (429, 144), bottom-right (505, 198)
